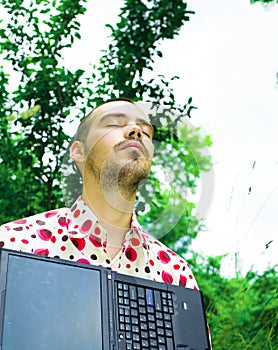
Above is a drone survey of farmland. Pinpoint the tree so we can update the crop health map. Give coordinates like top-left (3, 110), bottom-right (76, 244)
top-left (0, 0), bottom-right (89, 222)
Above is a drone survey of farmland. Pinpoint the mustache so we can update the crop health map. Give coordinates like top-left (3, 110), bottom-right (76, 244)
top-left (114, 139), bottom-right (150, 158)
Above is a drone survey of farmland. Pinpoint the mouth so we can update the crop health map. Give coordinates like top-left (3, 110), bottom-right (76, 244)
top-left (120, 141), bottom-right (145, 154)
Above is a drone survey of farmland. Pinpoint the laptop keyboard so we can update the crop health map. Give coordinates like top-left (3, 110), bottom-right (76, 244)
top-left (116, 281), bottom-right (175, 350)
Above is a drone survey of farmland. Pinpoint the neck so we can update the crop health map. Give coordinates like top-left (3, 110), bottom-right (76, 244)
top-left (82, 181), bottom-right (137, 248)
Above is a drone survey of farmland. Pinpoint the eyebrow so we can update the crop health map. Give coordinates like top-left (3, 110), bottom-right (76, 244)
top-left (99, 113), bottom-right (152, 126)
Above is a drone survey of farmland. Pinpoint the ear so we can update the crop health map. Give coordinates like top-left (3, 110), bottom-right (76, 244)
top-left (70, 141), bottom-right (86, 165)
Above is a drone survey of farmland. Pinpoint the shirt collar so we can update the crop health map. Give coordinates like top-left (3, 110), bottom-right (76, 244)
top-left (67, 196), bottom-right (152, 248)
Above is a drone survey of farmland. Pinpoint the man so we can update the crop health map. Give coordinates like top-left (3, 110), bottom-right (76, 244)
top-left (0, 99), bottom-right (198, 289)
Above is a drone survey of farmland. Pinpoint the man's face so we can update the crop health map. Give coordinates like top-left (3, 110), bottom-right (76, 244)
top-left (83, 101), bottom-right (154, 191)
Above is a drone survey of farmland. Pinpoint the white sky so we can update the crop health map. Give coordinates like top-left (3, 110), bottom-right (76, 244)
top-left (159, 0), bottom-right (278, 277)
top-left (2, 0), bottom-right (278, 277)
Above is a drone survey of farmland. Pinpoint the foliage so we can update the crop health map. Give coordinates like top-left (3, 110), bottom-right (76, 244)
top-left (250, 0), bottom-right (277, 4)
top-left (89, 0), bottom-right (195, 106)
top-left (0, 0), bottom-right (88, 222)
top-left (191, 254), bottom-right (278, 350)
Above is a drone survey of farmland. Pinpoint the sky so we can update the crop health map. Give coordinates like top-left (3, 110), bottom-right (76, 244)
top-left (2, 0), bottom-right (277, 277)
top-left (62, 0), bottom-right (278, 277)
top-left (156, 0), bottom-right (278, 277)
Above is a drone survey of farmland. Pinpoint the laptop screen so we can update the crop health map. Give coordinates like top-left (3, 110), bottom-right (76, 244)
top-left (1, 254), bottom-right (103, 350)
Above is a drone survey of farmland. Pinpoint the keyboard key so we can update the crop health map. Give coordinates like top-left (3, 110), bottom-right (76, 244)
top-left (140, 314), bottom-right (147, 322)
top-left (163, 306), bottom-right (169, 313)
top-left (132, 333), bottom-right (140, 342)
top-left (166, 337), bottom-right (174, 349)
top-left (131, 309), bottom-right (138, 317)
top-left (150, 338), bottom-right (158, 346)
top-left (142, 339), bottom-right (149, 347)
top-left (158, 336), bottom-right (166, 344)
top-left (156, 311), bottom-right (163, 319)
top-left (141, 322), bottom-right (148, 331)
top-left (138, 287), bottom-right (145, 298)
top-left (132, 325), bottom-right (139, 333)
top-left (130, 301), bottom-right (137, 308)
top-left (165, 329), bottom-right (173, 337)
top-left (149, 330), bottom-right (157, 338)
top-left (168, 299), bottom-right (173, 307)
top-left (141, 331), bottom-right (148, 339)
top-left (165, 321), bottom-right (172, 329)
top-left (133, 342), bottom-right (140, 349)
top-left (157, 327), bottom-right (165, 336)
top-left (131, 317), bottom-right (139, 325)
top-left (146, 288), bottom-right (155, 306)
top-left (169, 306), bottom-right (174, 314)
top-left (139, 306), bottom-right (146, 314)
top-left (129, 285), bottom-right (137, 300)
top-left (156, 319), bottom-right (163, 327)
top-left (119, 323), bottom-right (125, 331)
top-left (138, 298), bottom-right (145, 306)
top-left (154, 292), bottom-right (162, 311)
top-left (147, 313), bottom-right (155, 322)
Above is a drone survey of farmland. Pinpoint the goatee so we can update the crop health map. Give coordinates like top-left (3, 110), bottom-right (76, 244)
top-left (85, 147), bottom-right (151, 198)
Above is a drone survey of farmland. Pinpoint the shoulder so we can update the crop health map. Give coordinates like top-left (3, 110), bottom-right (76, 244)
top-left (0, 208), bottom-right (69, 254)
top-left (142, 231), bottom-right (198, 289)
top-left (0, 207), bottom-right (69, 232)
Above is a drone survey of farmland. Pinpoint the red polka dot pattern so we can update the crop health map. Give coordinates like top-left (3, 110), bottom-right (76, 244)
top-left (158, 250), bottom-right (171, 264)
top-left (37, 229), bottom-right (52, 241)
top-left (162, 271), bottom-right (173, 285)
top-left (81, 220), bottom-right (93, 233)
top-left (70, 238), bottom-right (86, 251)
top-left (125, 247), bottom-right (137, 262)
top-left (89, 234), bottom-right (102, 248)
top-left (179, 275), bottom-right (187, 287)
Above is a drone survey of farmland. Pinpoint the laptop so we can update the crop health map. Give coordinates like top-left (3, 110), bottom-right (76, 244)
top-left (0, 248), bottom-right (211, 350)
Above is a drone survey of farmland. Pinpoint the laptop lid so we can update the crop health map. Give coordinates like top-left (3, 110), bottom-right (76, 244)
top-left (0, 248), bottom-right (109, 350)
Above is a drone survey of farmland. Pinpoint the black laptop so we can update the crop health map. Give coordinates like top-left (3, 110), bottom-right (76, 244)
top-left (0, 248), bottom-right (211, 350)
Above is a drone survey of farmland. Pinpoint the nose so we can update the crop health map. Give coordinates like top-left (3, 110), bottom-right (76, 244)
top-left (124, 123), bottom-right (143, 140)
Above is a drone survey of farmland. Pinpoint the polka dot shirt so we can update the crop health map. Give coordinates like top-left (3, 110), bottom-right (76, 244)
top-left (0, 196), bottom-right (198, 289)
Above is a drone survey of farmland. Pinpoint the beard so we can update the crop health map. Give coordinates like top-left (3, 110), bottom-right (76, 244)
top-left (84, 146), bottom-right (152, 199)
